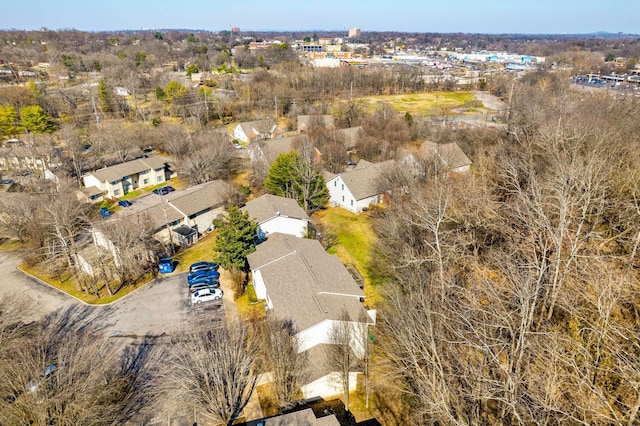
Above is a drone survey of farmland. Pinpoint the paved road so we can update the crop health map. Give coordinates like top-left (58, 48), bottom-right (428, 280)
top-left (0, 251), bottom-right (76, 322)
top-left (0, 251), bottom-right (225, 337)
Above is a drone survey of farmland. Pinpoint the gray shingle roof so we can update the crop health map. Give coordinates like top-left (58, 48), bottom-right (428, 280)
top-left (263, 408), bottom-right (339, 426)
top-left (237, 120), bottom-right (279, 140)
top-left (297, 114), bottom-right (335, 130)
top-left (332, 126), bottom-right (364, 149)
top-left (260, 136), bottom-right (298, 165)
top-left (123, 180), bottom-right (230, 231)
top-left (89, 155), bottom-right (170, 183)
top-left (247, 233), bottom-right (368, 331)
top-left (167, 180), bottom-right (231, 217)
top-left (420, 141), bottom-right (471, 171)
top-left (337, 159), bottom-right (396, 200)
top-left (242, 194), bottom-right (309, 224)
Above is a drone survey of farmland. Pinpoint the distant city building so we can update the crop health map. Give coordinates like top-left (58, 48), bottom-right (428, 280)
top-left (231, 26), bottom-right (240, 33)
top-left (348, 27), bottom-right (361, 38)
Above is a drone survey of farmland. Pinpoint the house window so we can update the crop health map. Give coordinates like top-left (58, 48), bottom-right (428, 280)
top-left (334, 181), bottom-right (337, 187)
top-left (341, 184), bottom-right (344, 190)
top-left (157, 176), bottom-right (163, 182)
top-left (351, 200), bottom-right (353, 206)
top-left (143, 178), bottom-right (149, 184)
top-left (114, 189), bottom-right (121, 196)
top-left (342, 195), bottom-right (344, 202)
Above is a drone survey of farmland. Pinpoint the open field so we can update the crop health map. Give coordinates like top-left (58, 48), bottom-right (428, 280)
top-left (357, 91), bottom-right (480, 117)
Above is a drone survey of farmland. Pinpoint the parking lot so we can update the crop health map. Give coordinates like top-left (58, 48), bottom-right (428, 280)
top-left (0, 252), bottom-right (228, 339)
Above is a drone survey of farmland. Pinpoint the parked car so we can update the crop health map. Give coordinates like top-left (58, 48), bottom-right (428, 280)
top-left (152, 187), bottom-right (170, 195)
top-left (189, 282), bottom-right (220, 294)
top-left (192, 288), bottom-right (223, 304)
top-left (189, 261), bottom-right (219, 274)
top-left (188, 275), bottom-right (220, 289)
top-left (118, 200), bottom-right (132, 207)
top-left (187, 269), bottom-right (220, 284)
top-left (164, 185), bottom-right (175, 192)
top-left (158, 257), bottom-right (175, 274)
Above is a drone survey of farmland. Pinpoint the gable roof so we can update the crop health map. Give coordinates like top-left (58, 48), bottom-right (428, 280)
top-left (242, 194), bottom-right (309, 224)
top-left (88, 155), bottom-right (170, 183)
top-left (332, 126), bottom-right (364, 150)
top-left (298, 114), bottom-right (335, 130)
top-left (334, 159), bottom-right (396, 200)
top-left (166, 180), bottom-right (231, 217)
top-left (259, 136), bottom-right (298, 165)
top-left (263, 408), bottom-right (339, 426)
top-left (247, 233), bottom-right (368, 331)
top-left (236, 120), bottom-right (279, 139)
top-left (121, 180), bottom-right (230, 231)
top-left (420, 141), bottom-right (471, 171)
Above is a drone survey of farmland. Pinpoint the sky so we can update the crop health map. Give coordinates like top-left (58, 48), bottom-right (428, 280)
top-left (1, 0), bottom-right (638, 35)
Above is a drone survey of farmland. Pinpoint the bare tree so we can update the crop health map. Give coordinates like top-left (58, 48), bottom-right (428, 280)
top-left (325, 310), bottom-right (356, 413)
top-left (258, 317), bottom-right (309, 408)
top-left (0, 306), bottom-right (158, 425)
top-left (165, 322), bottom-right (259, 426)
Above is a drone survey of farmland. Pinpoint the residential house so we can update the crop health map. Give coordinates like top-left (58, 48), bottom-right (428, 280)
top-left (247, 233), bottom-right (374, 399)
top-left (242, 194), bottom-right (310, 239)
top-left (297, 115), bottom-right (335, 133)
top-left (326, 159), bottom-right (397, 213)
top-left (249, 135), bottom-right (323, 174)
top-left (233, 120), bottom-right (283, 144)
top-left (248, 135), bottom-right (296, 171)
top-left (259, 408), bottom-right (339, 425)
top-left (332, 126), bottom-right (364, 151)
top-left (420, 140), bottom-right (471, 173)
top-left (0, 145), bottom-right (59, 172)
top-left (120, 180), bottom-right (232, 246)
top-left (82, 156), bottom-right (173, 200)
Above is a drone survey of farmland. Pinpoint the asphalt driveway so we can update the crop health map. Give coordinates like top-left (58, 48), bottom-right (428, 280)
top-left (0, 252), bottom-right (225, 337)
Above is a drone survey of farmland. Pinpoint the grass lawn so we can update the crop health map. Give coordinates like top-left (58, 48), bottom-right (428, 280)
top-left (172, 231), bottom-right (218, 273)
top-left (355, 91), bottom-right (479, 118)
top-left (312, 207), bottom-right (383, 306)
top-left (19, 265), bottom-right (152, 305)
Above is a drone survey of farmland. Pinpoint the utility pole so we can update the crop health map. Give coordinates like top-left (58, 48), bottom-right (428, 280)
top-left (274, 96), bottom-right (278, 118)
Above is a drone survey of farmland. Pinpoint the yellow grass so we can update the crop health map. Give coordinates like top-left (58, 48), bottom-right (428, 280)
top-left (19, 265), bottom-right (152, 305)
top-left (356, 91), bottom-right (479, 118)
top-left (312, 207), bottom-right (383, 306)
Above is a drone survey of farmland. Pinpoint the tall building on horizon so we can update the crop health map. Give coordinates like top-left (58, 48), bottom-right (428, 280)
top-left (348, 27), bottom-right (361, 38)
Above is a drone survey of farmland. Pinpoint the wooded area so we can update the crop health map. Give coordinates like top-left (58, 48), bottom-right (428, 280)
top-left (1, 28), bottom-right (640, 424)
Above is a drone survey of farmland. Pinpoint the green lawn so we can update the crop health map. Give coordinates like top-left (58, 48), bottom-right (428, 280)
top-left (172, 232), bottom-right (219, 272)
top-left (313, 207), bottom-right (382, 306)
top-left (19, 265), bottom-right (152, 305)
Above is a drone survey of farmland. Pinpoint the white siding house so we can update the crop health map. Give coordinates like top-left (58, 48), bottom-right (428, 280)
top-left (326, 159), bottom-right (396, 213)
top-left (242, 194), bottom-right (310, 239)
top-left (82, 156), bottom-right (172, 199)
top-left (247, 233), bottom-right (374, 401)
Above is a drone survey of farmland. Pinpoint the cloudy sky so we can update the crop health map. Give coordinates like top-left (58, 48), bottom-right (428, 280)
top-left (2, 0), bottom-right (638, 34)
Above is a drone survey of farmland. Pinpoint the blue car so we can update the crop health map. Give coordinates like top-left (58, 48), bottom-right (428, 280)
top-left (187, 269), bottom-right (220, 284)
top-left (118, 200), bottom-right (132, 207)
top-left (189, 261), bottom-right (219, 274)
top-left (158, 257), bottom-right (175, 274)
top-left (188, 276), bottom-right (220, 290)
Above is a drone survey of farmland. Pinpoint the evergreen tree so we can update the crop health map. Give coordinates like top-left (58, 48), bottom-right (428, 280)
top-left (213, 206), bottom-right (258, 272)
top-left (265, 151), bottom-right (329, 212)
top-left (97, 79), bottom-right (112, 113)
top-left (0, 105), bottom-right (18, 137)
top-left (19, 105), bottom-right (55, 134)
